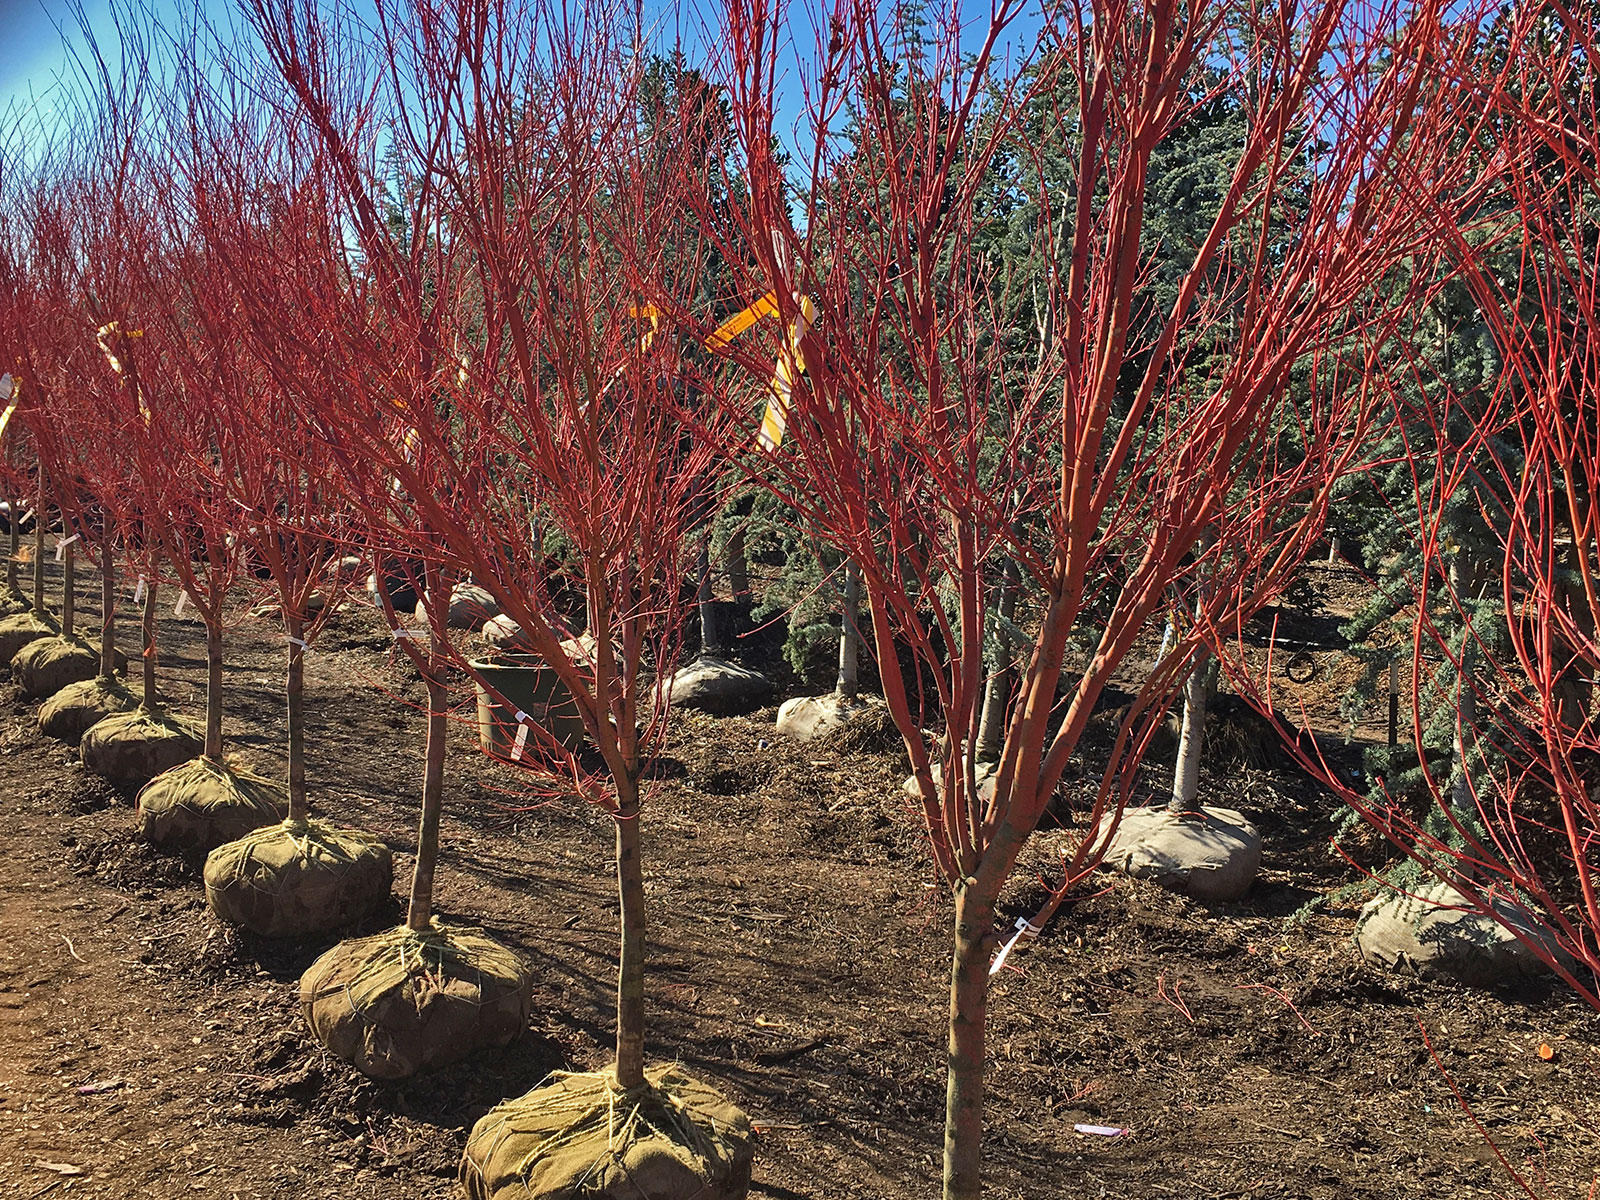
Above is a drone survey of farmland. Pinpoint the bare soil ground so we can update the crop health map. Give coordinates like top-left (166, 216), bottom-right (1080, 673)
top-left (1, 561), bottom-right (1597, 1200)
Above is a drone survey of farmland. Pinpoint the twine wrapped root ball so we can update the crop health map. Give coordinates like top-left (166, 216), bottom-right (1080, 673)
top-left (205, 818), bottom-right (393, 938)
top-left (138, 756), bottom-right (288, 854)
top-left (0, 609), bottom-right (58, 663)
top-left (80, 707), bottom-right (204, 790)
top-left (461, 1065), bottom-right (755, 1200)
top-left (300, 923), bottom-right (534, 1079)
top-left (39, 674), bottom-right (136, 744)
top-left (13, 635), bottom-right (127, 699)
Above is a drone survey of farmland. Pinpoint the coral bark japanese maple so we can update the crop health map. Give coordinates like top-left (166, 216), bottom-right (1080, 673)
top-left (707, 0), bottom-right (1497, 1193)
top-left (1230, 3), bottom-right (1600, 1007)
top-left (224, 0), bottom-right (735, 1131)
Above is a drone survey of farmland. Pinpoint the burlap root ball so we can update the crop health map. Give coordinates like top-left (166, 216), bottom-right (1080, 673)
top-left (38, 675), bottom-right (136, 745)
top-left (204, 818), bottom-right (393, 937)
top-left (80, 706), bottom-right (204, 790)
top-left (137, 756), bottom-right (288, 854)
top-left (12, 635), bottom-right (127, 699)
top-left (0, 609), bottom-right (58, 664)
top-left (300, 923), bottom-right (533, 1079)
top-left (461, 1065), bottom-right (755, 1200)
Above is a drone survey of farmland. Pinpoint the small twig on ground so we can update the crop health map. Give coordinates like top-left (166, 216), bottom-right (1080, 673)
top-left (59, 934), bottom-right (85, 964)
top-left (1418, 1019), bottom-right (1542, 1200)
top-left (1234, 983), bottom-right (1318, 1036)
top-left (1156, 973), bottom-right (1194, 1024)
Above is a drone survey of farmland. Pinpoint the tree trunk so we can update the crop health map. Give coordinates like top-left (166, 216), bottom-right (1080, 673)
top-left (31, 484), bottom-right (44, 614)
top-left (837, 559), bottom-right (862, 701)
top-left (614, 775), bottom-right (647, 1089)
top-left (725, 524), bottom-right (749, 600)
top-left (943, 883), bottom-right (996, 1200)
top-left (696, 538), bottom-right (720, 656)
top-left (406, 570), bottom-right (449, 931)
top-left (1168, 646), bottom-right (1211, 813)
top-left (60, 536), bottom-right (74, 639)
top-left (100, 538), bottom-right (116, 677)
top-left (204, 619), bottom-right (224, 760)
top-left (285, 611), bottom-right (308, 823)
top-left (141, 575), bottom-right (158, 709)
top-left (7, 495), bottom-right (18, 596)
top-left (976, 553), bottom-right (1020, 763)
top-left (1451, 635), bottom-right (1477, 819)
top-left (1448, 554), bottom-right (1479, 822)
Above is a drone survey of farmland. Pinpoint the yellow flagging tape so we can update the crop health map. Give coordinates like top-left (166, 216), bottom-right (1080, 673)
top-left (704, 292), bottom-right (778, 351)
top-left (756, 294), bottom-right (817, 453)
top-left (0, 373), bottom-right (17, 440)
top-left (95, 322), bottom-right (148, 424)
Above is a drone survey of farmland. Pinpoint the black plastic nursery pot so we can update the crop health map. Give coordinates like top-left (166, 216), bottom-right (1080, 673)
top-left (470, 656), bottom-right (586, 759)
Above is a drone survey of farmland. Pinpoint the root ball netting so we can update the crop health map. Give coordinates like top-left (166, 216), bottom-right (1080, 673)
top-left (80, 706), bottom-right (204, 789)
top-left (14, 635), bottom-right (121, 698)
top-left (204, 817), bottom-right (393, 937)
top-left (138, 756), bottom-right (288, 853)
top-left (39, 674), bottom-right (136, 744)
top-left (300, 922), bottom-right (534, 1079)
top-left (461, 1065), bottom-right (754, 1200)
top-left (0, 610), bottom-right (58, 663)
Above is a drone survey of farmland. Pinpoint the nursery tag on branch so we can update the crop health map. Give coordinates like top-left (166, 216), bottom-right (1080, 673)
top-left (512, 722), bottom-right (529, 761)
top-left (54, 534), bottom-right (77, 563)
top-left (173, 590), bottom-right (189, 617)
top-left (133, 576), bottom-right (146, 603)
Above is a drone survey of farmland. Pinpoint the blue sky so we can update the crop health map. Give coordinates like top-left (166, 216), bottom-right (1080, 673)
top-left (1, 0), bottom-right (1045, 151)
top-left (0, 0), bottom-right (108, 113)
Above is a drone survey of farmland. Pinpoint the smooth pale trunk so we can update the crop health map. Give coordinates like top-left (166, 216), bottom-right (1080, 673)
top-left (613, 778), bottom-right (646, 1088)
top-left (725, 525), bottom-right (749, 600)
top-left (141, 576), bottom-right (158, 707)
top-left (976, 553), bottom-right (1020, 763)
top-left (1168, 647), bottom-right (1210, 813)
top-left (30, 484), bottom-right (44, 614)
top-left (60, 537), bottom-right (74, 639)
top-left (204, 620), bottom-right (224, 760)
top-left (100, 540), bottom-right (116, 676)
top-left (285, 611), bottom-right (307, 822)
top-left (6, 496), bottom-right (18, 595)
top-left (837, 559), bottom-right (861, 700)
top-left (696, 539), bottom-right (720, 656)
top-left (943, 883), bottom-right (996, 1200)
top-left (406, 569), bottom-right (449, 931)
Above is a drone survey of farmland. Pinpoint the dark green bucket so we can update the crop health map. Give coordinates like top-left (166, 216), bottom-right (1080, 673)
top-left (470, 656), bottom-right (587, 758)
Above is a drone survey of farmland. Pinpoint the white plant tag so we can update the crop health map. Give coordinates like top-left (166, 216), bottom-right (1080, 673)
top-left (511, 723), bottom-right (529, 761)
top-left (54, 533), bottom-right (78, 563)
top-left (173, 590), bottom-right (188, 617)
top-left (133, 575), bottom-right (146, 603)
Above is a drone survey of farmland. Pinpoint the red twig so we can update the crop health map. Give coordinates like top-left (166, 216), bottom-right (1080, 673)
top-left (1417, 1019), bottom-right (1543, 1200)
top-left (1234, 983), bottom-right (1320, 1037)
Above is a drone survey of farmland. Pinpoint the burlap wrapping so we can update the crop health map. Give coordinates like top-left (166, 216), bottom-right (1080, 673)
top-left (461, 1065), bottom-right (755, 1200)
top-left (80, 706), bottom-right (204, 790)
top-left (138, 756), bottom-right (287, 854)
top-left (38, 675), bottom-right (136, 745)
top-left (300, 922), bottom-right (534, 1080)
top-left (0, 610), bottom-right (57, 664)
top-left (1354, 879), bottom-right (1564, 985)
top-left (13, 635), bottom-right (125, 699)
top-left (204, 818), bottom-right (393, 937)
top-left (0, 588), bottom-right (30, 616)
